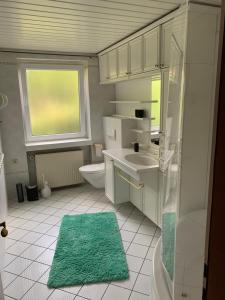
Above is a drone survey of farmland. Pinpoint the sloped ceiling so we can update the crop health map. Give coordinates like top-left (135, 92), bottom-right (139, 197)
top-left (0, 0), bottom-right (187, 54)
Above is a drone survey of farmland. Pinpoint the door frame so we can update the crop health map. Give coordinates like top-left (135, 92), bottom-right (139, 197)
top-left (206, 15), bottom-right (225, 300)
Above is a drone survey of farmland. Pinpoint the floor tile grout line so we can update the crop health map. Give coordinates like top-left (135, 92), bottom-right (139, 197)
top-left (5, 186), bottom-right (159, 300)
top-left (20, 280), bottom-right (54, 300)
top-left (127, 218), bottom-right (149, 299)
top-left (5, 240), bottom-right (57, 271)
top-left (2, 272), bottom-right (19, 292)
top-left (6, 235), bottom-right (57, 254)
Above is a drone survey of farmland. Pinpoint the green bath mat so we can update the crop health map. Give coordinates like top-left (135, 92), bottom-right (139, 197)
top-left (47, 212), bottom-right (129, 288)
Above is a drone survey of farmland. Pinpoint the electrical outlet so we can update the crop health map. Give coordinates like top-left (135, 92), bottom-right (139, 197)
top-left (12, 158), bottom-right (18, 164)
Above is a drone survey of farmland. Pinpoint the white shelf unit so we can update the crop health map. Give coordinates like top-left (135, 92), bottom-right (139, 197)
top-left (109, 100), bottom-right (158, 104)
top-left (112, 114), bottom-right (155, 121)
top-left (111, 100), bottom-right (158, 135)
top-left (131, 129), bottom-right (151, 133)
top-left (131, 129), bottom-right (160, 135)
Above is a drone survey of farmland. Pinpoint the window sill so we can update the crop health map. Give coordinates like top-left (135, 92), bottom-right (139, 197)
top-left (25, 138), bottom-right (93, 151)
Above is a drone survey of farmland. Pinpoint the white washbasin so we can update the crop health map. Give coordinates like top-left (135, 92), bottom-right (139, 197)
top-left (124, 153), bottom-right (158, 166)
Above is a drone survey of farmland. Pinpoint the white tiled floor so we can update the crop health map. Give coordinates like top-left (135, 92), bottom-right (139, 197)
top-left (3, 184), bottom-right (161, 300)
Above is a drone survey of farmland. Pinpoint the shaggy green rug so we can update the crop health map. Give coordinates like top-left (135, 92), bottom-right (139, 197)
top-left (47, 212), bottom-right (129, 288)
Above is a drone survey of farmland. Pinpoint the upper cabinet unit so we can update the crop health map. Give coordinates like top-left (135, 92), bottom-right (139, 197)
top-left (98, 18), bottom-right (173, 84)
top-left (143, 27), bottom-right (160, 72)
top-left (108, 48), bottom-right (118, 80)
top-left (161, 20), bottom-right (173, 68)
top-left (117, 43), bottom-right (129, 78)
top-left (99, 53), bottom-right (109, 83)
top-left (129, 36), bottom-right (143, 75)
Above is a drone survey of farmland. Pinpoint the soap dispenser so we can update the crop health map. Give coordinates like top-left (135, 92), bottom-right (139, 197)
top-left (134, 142), bottom-right (139, 152)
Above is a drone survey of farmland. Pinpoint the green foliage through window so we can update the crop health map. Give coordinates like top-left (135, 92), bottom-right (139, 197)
top-left (150, 77), bottom-right (161, 131)
top-left (26, 69), bottom-right (80, 136)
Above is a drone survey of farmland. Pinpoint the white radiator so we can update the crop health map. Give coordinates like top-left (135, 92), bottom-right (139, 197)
top-left (35, 150), bottom-right (84, 188)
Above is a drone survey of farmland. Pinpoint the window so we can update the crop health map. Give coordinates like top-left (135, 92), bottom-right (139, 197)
top-left (150, 75), bottom-right (161, 132)
top-left (19, 64), bottom-right (87, 143)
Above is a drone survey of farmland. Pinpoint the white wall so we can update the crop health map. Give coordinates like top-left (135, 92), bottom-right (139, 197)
top-left (179, 4), bottom-right (220, 216)
top-left (0, 62), bottom-right (29, 203)
top-left (115, 77), bottom-right (151, 116)
top-left (172, 4), bottom-right (221, 300)
top-left (115, 77), bottom-right (153, 133)
top-left (0, 53), bottom-right (115, 202)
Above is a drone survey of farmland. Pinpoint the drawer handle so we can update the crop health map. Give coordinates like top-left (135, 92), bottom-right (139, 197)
top-left (117, 171), bottom-right (144, 190)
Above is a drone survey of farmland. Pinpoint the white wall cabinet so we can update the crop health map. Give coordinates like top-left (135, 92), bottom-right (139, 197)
top-left (99, 53), bottom-right (109, 83)
top-left (143, 27), bottom-right (160, 72)
top-left (117, 44), bottom-right (129, 78)
top-left (108, 49), bottom-right (118, 80)
top-left (129, 36), bottom-right (143, 75)
top-left (161, 20), bottom-right (173, 68)
top-left (99, 19), bottom-right (173, 84)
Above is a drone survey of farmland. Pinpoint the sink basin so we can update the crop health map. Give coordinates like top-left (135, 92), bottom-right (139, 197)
top-left (124, 153), bottom-right (158, 166)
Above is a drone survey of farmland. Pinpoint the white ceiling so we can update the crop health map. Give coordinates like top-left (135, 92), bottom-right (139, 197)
top-left (0, 0), bottom-right (187, 54)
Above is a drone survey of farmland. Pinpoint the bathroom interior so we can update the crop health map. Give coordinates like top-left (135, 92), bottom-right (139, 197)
top-left (0, 0), bottom-right (223, 300)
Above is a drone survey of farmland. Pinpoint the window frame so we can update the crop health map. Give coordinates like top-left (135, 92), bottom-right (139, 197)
top-left (19, 63), bottom-right (87, 143)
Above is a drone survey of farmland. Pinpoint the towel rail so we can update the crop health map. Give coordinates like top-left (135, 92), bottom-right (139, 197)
top-left (117, 170), bottom-right (144, 190)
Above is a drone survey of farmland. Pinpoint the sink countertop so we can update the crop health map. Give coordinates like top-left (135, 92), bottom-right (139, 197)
top-left (103, 148), bottom-right (159, 176)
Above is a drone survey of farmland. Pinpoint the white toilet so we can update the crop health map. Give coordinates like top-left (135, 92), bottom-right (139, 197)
top-left (79, 163), bottom-right (105, 189)
top-left (79, 117), bottom-right (136, 189)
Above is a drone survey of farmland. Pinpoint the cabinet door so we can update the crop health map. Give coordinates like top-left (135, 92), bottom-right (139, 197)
top-left (130, 178), bottom-right (143, 212)
top-left (142, 170), bottom-right (159, 225)
top-left (118, 44), bottom-right (129, 78)
top-left (161, 21), bottom-right (172, 68)
top-left (99, 53), bottom-right (109, 83)
top-left (108, 49), bottom-right (118, 79)
top-left (105, 156), bottom-right (114, 203)
top-left (114, 168), bottom-right (130, 204)
top-left (129, 36), bottom-right (143, 75)
top-left (143, 27), bottom-right (160, 72)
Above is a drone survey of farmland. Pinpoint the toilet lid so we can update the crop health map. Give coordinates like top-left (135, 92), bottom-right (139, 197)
top-left (79, 163), bottom-right (105, 174)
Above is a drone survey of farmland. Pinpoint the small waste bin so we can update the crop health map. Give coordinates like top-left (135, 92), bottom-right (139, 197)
top-left (26, 185), bottom-right (39, 201)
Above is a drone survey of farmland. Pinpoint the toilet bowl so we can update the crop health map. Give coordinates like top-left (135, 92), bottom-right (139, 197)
top-left (79, 163), bottom-right (105, 189)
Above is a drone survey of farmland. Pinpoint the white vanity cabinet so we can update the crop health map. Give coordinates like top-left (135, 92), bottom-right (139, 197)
top-left (143, 27), bottom-right (160, 72)
top-left (104, 151), bottom-right (160, 226)
top-left (142, 169), bottom-right (159, 225)
top-left (105, 155), bottom-right (114, 202)
top-left (130, 178), bottom-right (143, 212)
top-left (114, 167), bottom-right (130, 204)
top-left (104, 155), bottom-right (129, 204)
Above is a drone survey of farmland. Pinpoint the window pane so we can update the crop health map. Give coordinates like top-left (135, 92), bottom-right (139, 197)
top-left (150, 78), bottom-right (161, 131)
top-left (26, 69), bottom-right (80, 136)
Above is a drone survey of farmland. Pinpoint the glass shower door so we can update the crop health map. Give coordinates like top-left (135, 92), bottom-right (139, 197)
top-left (159, 34), bottom-right (184, 297)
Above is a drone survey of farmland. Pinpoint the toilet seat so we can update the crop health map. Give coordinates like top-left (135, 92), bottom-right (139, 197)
top-left (79, 163), bottom-right (105, 174)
